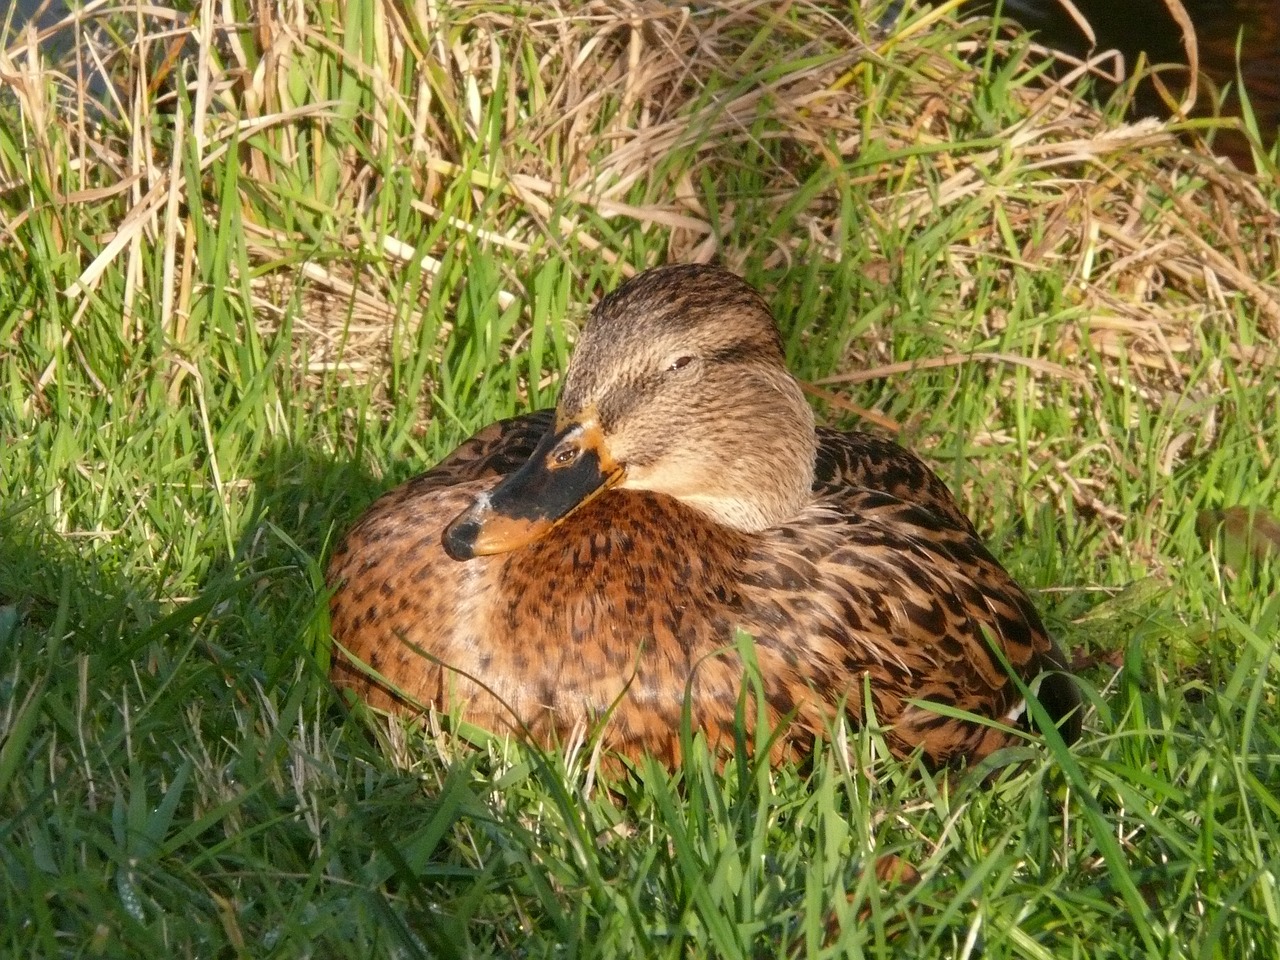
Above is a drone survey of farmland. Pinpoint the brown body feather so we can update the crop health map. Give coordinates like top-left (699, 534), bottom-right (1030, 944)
top-left (330, 416), bottom-right (1080, 768)
top-left (328, 265), bottom-right (1080, 768)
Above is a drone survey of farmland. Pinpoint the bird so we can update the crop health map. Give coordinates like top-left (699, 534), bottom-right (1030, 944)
top-left (327, 264), bottom-right (1081, 769)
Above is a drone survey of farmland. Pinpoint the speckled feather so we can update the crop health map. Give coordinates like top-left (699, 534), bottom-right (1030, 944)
top-left (328, 416), bottom-right (1080, 767)
top-left (328, 267), bottom-right (1081, 768)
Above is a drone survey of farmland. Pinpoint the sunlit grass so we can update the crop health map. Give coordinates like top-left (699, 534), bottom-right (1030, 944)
top-left (2, 0), bottom-right (1279, 956)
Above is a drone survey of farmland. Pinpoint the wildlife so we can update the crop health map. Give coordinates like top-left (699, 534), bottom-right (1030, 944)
top-left (328, 264), bottom-right (1081, 768)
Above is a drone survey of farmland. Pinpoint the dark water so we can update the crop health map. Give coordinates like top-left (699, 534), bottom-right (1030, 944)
top-left (1000, 0), bottom-right (1279, 161)
top-left (6, 1), bottom-right (81, 66)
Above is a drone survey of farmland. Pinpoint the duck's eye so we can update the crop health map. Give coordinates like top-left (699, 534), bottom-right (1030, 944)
top-left (667, 355), bottom-right (695, 372)
top-left (552, 447), bottom-right (580, 466)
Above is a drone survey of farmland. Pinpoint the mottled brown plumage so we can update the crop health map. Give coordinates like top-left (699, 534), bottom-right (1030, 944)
top-left (328, 264), bottom-right (1081, 768)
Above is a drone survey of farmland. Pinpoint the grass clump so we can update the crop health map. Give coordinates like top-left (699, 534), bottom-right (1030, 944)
top-left (2, 0), bottom-right (1279, 956)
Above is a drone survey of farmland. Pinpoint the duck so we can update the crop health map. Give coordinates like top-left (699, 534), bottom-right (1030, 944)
top-left (327, 264), bottom-right (1082, 768)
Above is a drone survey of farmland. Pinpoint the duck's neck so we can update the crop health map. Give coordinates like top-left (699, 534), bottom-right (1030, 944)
top-left (621, 369), bottom-right (818, 533)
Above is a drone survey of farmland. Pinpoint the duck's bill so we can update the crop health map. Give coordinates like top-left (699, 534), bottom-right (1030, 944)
top-left (442, 415), bottom-right (623, 560)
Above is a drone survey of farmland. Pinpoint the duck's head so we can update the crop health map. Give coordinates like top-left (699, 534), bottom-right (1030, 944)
top-left (443, 264), bottom-right (818, 560)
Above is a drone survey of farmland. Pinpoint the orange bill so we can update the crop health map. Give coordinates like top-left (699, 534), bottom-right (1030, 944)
top-left (442, 413), bottom-right (623, 560)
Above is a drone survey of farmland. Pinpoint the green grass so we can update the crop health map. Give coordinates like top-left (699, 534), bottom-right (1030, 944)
top-left (3, 0), bottom-right (1280, 956)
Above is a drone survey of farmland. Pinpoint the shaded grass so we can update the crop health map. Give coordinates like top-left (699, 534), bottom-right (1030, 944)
top-left (3, 0), bottom-right (1280, 956)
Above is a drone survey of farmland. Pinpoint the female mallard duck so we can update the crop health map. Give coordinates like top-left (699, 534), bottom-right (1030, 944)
top-left (328, 264), bottom-right (1081, 768)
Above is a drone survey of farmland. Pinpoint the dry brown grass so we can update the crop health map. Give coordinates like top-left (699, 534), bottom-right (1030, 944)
top-left (10, 2), bottom-right (1275, 352)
